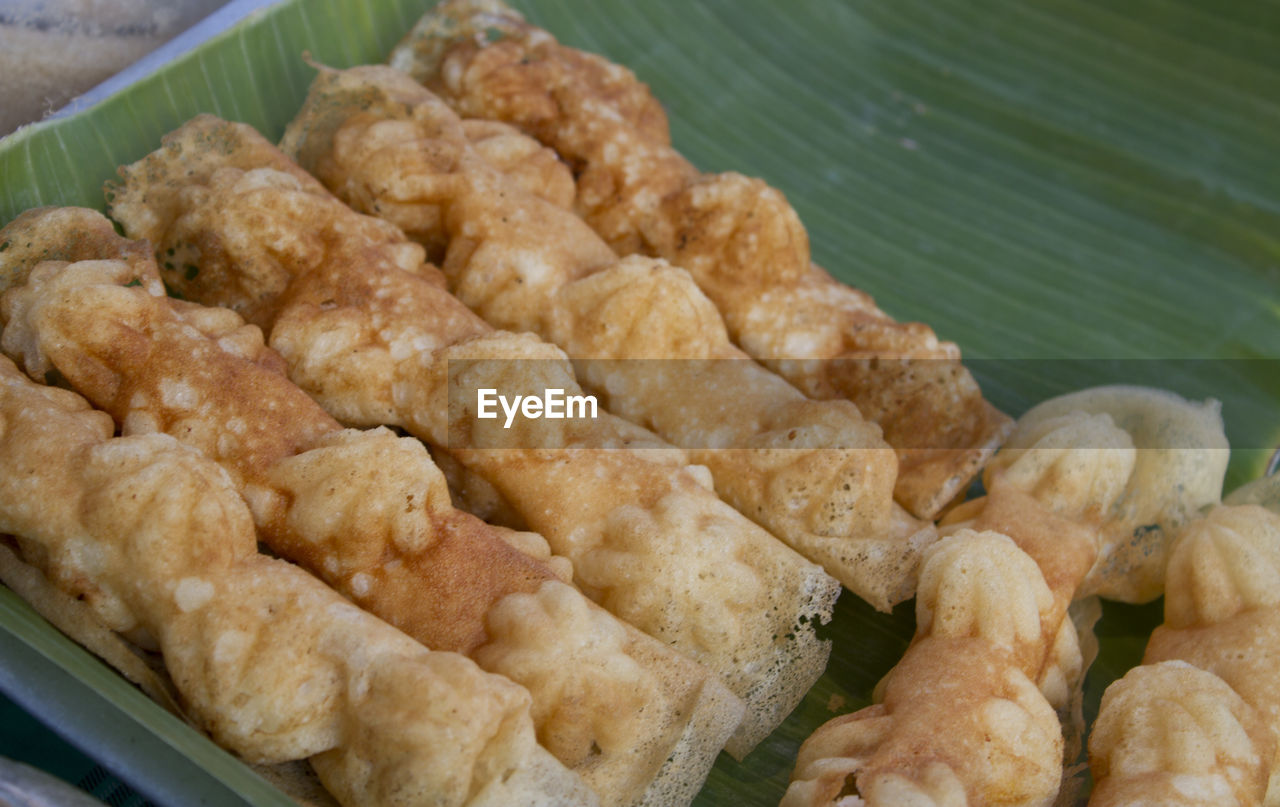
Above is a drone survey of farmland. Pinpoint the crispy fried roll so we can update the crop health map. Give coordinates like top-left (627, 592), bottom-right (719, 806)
top-left (1088, 661), bottom-right (1274, 807)
top-left (103, 118), bottom-right (840, 756)
top-left (390, 0), bottom-right (1013, 520)
top-left (945, 386), bottom-right (1229, 603)
top-left (1143, 505), bottom-right (1280, 804)
top-left (784, 531), bottom-right (1064, 807)
top-left (0, 206), bottom-right (744, 806)
top-left (277, 63), bottom-right (934, 612)
top-left (934, 386), bottom-right (1227, 765)
top-left (0, 355), bottom-right (593, 807)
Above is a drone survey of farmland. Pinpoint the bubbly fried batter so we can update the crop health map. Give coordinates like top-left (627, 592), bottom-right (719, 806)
top-left (390, 0), bottom-right (671, 152)
top-left (461, 118), bottom-right (576, 210)
top-left (391, 0), bottom-right (1013, 521)
top-left (0, 218), bottom-right (545, 654)
top-left (277, 63), bottom-right (933, 612)
top-left (949, 386), bottom-right (1229, 603)
top-left (932, 387), bottom-right (1227, 769)
top-left (1143, 505), bottom-right (1280, 804)
top-left (784, 531), bottom-right (1065, 807)
top-left (0, 355), bottom-right (593, 807)
top-left (105, 117), bottom-right (838, 758)
top-left (0, 206), bottom-right (746, 806)
top-left (1089, 661), bottom-right (1274, 807)
top-left (932, 409), bottom-right (1126, 761)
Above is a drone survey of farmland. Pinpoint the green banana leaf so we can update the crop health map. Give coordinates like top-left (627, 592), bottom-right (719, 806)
top-left (0, 0), bottom-right (1276, 805)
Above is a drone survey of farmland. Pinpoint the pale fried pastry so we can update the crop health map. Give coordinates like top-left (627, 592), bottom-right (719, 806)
top-left (934, 388), bottom-right (1227, 769)
top-left (390, 0), bottom-right (1013, 521)
top-left (1088, 661), bottom-right (1274, 807)
top-left (784, 531), bottom-right (1064, 807)
top-left (936, 409), bottom-right (1129, 752)
top-left (0, 206), bottom-right (745, 806)
top-left (1144, 505), bottom-right (1280, 804)
top-left (0, 355), bottom-right (593, 807)
top-left (104, 117), bottom-right (839, 756)
top-left (277, 62), bottom-right (933, 611)
top-left (960, 386), bottom-right (1229, 604)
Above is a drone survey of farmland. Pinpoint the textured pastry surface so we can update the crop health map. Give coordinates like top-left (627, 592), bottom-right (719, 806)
top-left (105, 118), bottom-right (837, 757)
top-left (0, 354), bottom-right (593, 807)
top-left (1144, 505), bottom-right (1280, 806)
top-left (0, 205), bottom-right (745, 806)
top-left (944, 387), bottom-right (1229, 604)
top-left (389, 0), bottom-right (1013, 521)
top-left (1088, 661), bottom-right (1274, 807)
top-left (277, 62), bottom-right (934, 612)
top-left (783, 531), bottom-right (1064, 807)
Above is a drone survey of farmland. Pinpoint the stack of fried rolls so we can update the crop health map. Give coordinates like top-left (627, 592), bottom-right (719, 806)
top-left (0, 355), bottom-right (595, 807)
top-left (276, 63), bottom-right (935, 613)
top-left (390, 0), bottom-right (1014, 521)
top-left (0, 206), bottom-right (745, 806)
top-left (103, 118), bottom-right (840, 757)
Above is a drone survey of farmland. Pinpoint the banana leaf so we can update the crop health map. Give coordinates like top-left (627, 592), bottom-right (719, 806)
top-left (0, 0), bottom-right (1276, 805)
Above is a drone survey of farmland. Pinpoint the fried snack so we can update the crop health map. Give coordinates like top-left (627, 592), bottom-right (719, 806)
top-left (936, 409), bottom-right (1129, 753)
top-left (947, 385), bottom-right (1228, 604)
top-left (276, 63), bottom-right (933, 612)
top-left (460, 119), bottom-right (576, 210)
top-left (1143, 505), bottom-right (1280, 804)
top-left (1087, 661), bottom-right (1274, 807)
top-left (933, 387), bottom-right (1226, 768)
top-left (395, 116), bottom-right (575, 262)
top-left (0, 538), bottom-right (183, 715)
top-left (103, 117), bottom-right (840, 756)
top-left (0, 208), bottom-right (746, 806)
top-left (0, 356), bottom-right (593, 807)
top-left (389, 0), bottom-right (1013, 521)
top-left (785, 531), bottom-right (1064, 807)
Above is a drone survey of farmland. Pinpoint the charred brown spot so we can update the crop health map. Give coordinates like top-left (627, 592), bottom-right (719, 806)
top-left (837, 772), bottom-right (861, 799)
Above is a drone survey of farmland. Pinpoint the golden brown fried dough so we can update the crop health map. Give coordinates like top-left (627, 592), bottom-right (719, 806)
top-left (461, 118), bottom-right (576, 210)
top-left (951, 386), bottom-right (1229, 604)
top-left (0, 355), bottom-right (593, 807)
top-left (785, 531), bottom-right (1064, 807)
top-left (391, 0), bottom-right (1013, 521)
top-left (935, 409), bottom-right (1130, 757)
top-left (0, 206), bottom-right (745, 806)
top-left (934, 388), bottom-right (1227, 766)
top-left (277, 63), bottom-right (933, 612)
top-left (104, 117), bottom-right (838, 757)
